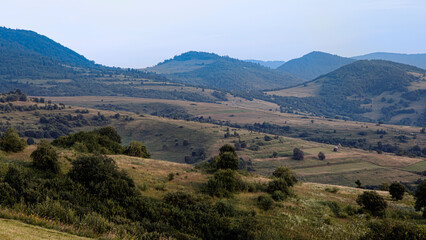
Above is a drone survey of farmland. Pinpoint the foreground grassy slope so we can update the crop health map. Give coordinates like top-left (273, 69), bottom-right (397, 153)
top-left (0, 218), bottom-right (91, 240)
top-left (1, 146), bottom-right (425, 240)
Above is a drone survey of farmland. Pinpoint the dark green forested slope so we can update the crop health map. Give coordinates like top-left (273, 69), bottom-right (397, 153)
top-left (316, 60), bottom-right (425, 98)
top-left (236, 60), bottom-right (426, 125)
top-left (0, 26), bottom-right (96, 68)
top-left (147, 51), bottom-right (304, 90)
top-left (276, 51), bottom-right (356, 80)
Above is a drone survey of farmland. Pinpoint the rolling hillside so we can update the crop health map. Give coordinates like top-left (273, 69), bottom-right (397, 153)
top-left (354, 52), bottom-right (426, 70)
top-left (276, 51), bottom-right (356, 80)
top-left (145, 51), bottom-right (304, 90)
top-left (268, 60), bottom-right (426, 125)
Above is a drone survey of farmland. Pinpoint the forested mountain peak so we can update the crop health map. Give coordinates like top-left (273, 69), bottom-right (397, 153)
top-left (146, 51), bottom-right (304, 90)
top-left (276, 51), bottom-right (356, 80)
top-left (0, 26), bottom-right (96, 68)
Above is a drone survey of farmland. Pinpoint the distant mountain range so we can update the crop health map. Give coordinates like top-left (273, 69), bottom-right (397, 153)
top-left (353, 52), bottom-right (426, 70)
top-left (276, 51), bottom-right (356, 80)
top-left (243, 60), bottom-right (285, 69)
top-left (266, 60), bottom-right (426, 125)
top-left (145, 51), bottom-right (303, 90)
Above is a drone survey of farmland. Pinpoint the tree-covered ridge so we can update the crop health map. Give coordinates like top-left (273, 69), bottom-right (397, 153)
top-left (317, 60), bottom-right (426, 98)
top-left (276, 51), bottom-right (356, 80)
top-left (148, 51), bottom-right (304, 90)
top-left (0, 26), bottom-right (96, 68)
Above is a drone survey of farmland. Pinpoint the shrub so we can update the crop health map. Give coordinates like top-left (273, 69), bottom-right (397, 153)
top-left (206, 169), bottom-right (246, 197)
top-left (215, 200), bottom-right (236, 217)
top-left (360, 220), bottom-right (426, 240)
top-left (68, 155), bottom-right (138, 207)
top-left (267, 178), bottom-right (292, 196)
top-left (0, 182), bottom-right (17, 206)
top-left (318, 152), bottom-right (326, 160)
top-left (271, 190), bottom-right (286, 201)
top-left (163, 191), bottom-right (196, 209)
top-left (216, 144), bottom-right (239, 170)
top-left (123, 141), bottom-right (150, 158)
top-left (271, 166), bottom-right (297, 187)
top-left (258, 195), bottom-right (274, 210)
top-left (415, 180), bottom-right (426, 217)
top-left (356, 191), bottom-right (388, 216)
top-left (167, 172), bottom-right (175, 181)
top-left (389, 182), bottom-right (406, 201)
top-left (26, 138), bottom-right (35, 145)
top-left (31, 140), bottom-right (60, 174)
top-left (292, 148), bottom-right (304, 160)
top-left (4, 166), bottom-right (24, 194)
top-left (94, 126), bottom-right (121, 143)
top-left (0, 128), bottom-right (26, 152)
top-left (82, 212), bottom-right (113, 234)
top-left (325, 187), bottom-right (339, 193)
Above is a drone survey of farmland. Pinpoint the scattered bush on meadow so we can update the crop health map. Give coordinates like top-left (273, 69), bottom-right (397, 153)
top-left (267, 166), bottom-right (297, 199)
top-left (206, 169), bottom-right (246, 197)
top-left (31, 140), bottom-right (60, 174)
top-left (356, 191), bottom-right (388, 217)
top-left (318, 152), bottom-right (326, 160)
top-left (216, 144), bottom-right (239, 170)
top-left (257, 195), bottom-right (274, 211)
top-left (123, 141), bottom-right (150, 158)
top-left (292, 148), bottom-right (304, 160)
top-left (0, 128), bottom-right (26, 153)
top-left (389, 182), bottom-right (406, 201)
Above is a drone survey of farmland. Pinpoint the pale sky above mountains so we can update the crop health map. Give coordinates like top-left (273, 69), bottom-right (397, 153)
top-left (1, 0), bottom-right (425, 68)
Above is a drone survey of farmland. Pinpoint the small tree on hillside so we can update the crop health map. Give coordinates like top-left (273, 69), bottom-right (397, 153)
top-left (217, 144), bottom-right (239, 170)
top-left (267, 166), bottom-right (298, 198)
top-left (272, 167), bottom-right (297, 187)
top-left (356, 191), bottom-right (387, 216)
top-left (355, 179), bottom-right (363, 188)
top-left (389, 182), bottom-right (406, 201)
top-left (0, 128), bottom-right (26, 153)
top-left (318, 152), bottom-right (326, 160)
top-left (124, 141), bottom-right (150, 158)
top-left (31, 140), bottom-right (59, 174)
top-left (415, 180), bottom-right (426, 217)
top-left (292, 148), bottom-right (304, 160)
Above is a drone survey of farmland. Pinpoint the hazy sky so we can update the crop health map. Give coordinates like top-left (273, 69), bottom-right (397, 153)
top-left (1, 0), bottom-right (426, 68)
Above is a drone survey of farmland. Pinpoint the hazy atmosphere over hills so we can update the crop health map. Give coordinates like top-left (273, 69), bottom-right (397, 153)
top-left (1, 1), bottom-right (426, 239)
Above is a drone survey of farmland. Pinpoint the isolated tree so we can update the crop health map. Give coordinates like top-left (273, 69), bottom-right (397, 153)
top-left (356, 191), bottom-right (387, 216)
top-left (0, 128), bottom-right (26, 152)
top-left (355, 179), bottom-right (363, 188)
top-left (389, 182), bottom-right (406, 201)
top-left (217, 144), bottom-right (239, 170)
top-left (415, 180), bottom-right (426, 217)
top-left (124, 141), bottom-right (150, 158)
top-left (272, 152), bottom-right (278, 158)
top-left (31, 140), bottom-right (59, 174)
top-left (292, 148), bottom-right (304, 160)
top-left (26, 137), bottom-right (35, 145)
top-left (318, 152), bottom-right (326, 160)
